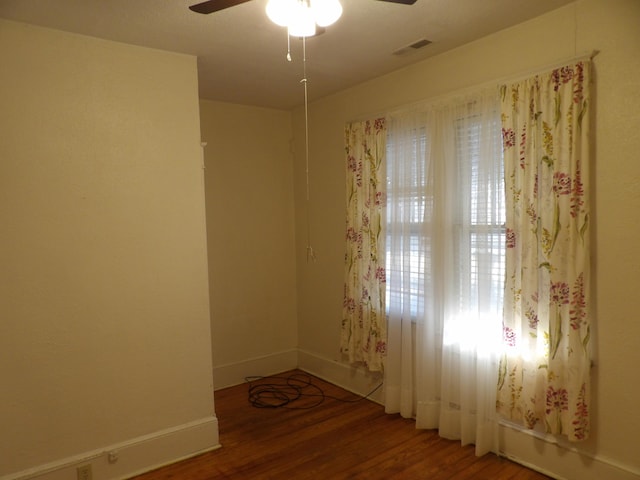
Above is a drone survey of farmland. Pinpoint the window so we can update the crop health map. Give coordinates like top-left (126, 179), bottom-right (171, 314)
top-left (385, 100), bottom-right (505, 330)
top-left (452, 115), bottom-right (505, 315)
top-left (385, 126), bottom-right (427, 318)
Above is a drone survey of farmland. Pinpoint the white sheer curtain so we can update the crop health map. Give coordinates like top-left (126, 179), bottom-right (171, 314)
top-left (384, 88), bottom-right (504, 455)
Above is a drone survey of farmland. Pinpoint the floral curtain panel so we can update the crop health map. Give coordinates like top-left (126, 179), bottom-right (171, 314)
top-left (497, 60), bottom-right (592, 441)
top-left (341, 118), bottom-right (387, 372)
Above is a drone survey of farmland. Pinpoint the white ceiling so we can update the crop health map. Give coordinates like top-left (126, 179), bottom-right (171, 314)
top-left (0, 0), bottom-right (576, 110)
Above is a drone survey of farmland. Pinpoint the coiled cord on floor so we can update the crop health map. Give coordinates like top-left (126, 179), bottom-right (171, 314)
top-left (245, 372), bottom-right (383, 409)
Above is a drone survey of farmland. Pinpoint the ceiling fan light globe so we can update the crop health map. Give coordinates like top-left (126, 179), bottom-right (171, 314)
top-left (266, 0), bottom-right (295, 27)
top-left (288, 1), bottom-right (316, 37)
top-left (311, 0), bottom-right (343, 27)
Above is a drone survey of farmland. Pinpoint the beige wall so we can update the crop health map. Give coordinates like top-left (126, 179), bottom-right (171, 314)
top-left (293, 0), bottom-right (640, 477)
top-left (0, 21), bottom-right (217, 478)
top-left (199, 100), bottom-right (298, 388)
top-left (3, 0), bottom-right (639, 478)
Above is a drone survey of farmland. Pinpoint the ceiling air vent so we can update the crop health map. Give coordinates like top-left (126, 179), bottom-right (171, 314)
top-left (393, 38), bottom-right (432, 56)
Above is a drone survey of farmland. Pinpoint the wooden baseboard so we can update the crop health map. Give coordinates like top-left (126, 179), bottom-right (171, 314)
top-left (212, 349), bottom-right (298, 390)
top-left (498, 423), bottom-right (640, 480)
top-left (297, 349), bottom-right (384, 404)
top-left (2, 417), bottom-right (220, 480)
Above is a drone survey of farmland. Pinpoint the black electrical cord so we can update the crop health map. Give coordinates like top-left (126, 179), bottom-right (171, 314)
top-left (245, 372), bottom-right (383, 410)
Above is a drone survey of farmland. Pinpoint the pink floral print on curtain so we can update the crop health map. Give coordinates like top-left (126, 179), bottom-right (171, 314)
top-left (341, 117), bottom-right (387, 372)
top-left (496, 60), bottom-right (592, 441)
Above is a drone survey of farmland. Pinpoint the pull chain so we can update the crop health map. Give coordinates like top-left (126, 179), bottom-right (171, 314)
top-left (302, 36), bottom-right (316, 262)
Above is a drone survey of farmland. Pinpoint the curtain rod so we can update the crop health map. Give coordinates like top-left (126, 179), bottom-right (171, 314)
top-left (494, 49), bottom-right (599, 88)
top-left (348, 50), bottom-right (599, 124)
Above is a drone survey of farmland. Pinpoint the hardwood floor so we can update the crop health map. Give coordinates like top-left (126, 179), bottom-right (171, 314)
top-left (130, 371), bottom-right (550, 479)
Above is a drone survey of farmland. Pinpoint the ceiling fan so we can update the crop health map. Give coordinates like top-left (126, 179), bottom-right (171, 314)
top-left (189, 0), bottom-right (417, 15)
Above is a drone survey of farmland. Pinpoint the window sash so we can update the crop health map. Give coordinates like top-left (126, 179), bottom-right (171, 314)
top-left (386, 108), bottom-right (504, 320)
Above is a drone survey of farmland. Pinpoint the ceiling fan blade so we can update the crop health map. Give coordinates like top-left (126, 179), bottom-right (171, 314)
top-left (189, 0), bottom-right (253, 14)
top-left (375, 0), bottom-right (418, 4)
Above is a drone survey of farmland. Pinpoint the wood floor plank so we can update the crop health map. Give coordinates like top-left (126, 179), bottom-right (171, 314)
top-left (130, 370), bottom-right (551, 479)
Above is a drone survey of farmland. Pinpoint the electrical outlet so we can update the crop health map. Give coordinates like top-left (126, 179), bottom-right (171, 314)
top-left (77, 464), bottom-right (92, 480)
